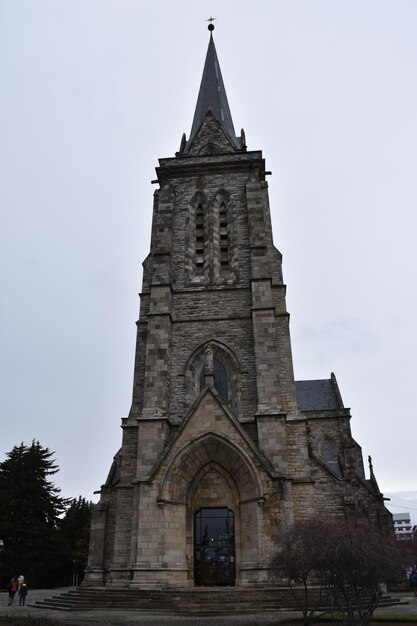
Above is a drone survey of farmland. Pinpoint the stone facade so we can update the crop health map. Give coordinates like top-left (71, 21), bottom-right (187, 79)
top-left (84, 31), bottom-right (392, 589)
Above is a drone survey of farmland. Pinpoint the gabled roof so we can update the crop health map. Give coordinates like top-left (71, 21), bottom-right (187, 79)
top-left (295, 376), bottom-right (344, 411)
top-left (186, 30), bottom-right (240, 150)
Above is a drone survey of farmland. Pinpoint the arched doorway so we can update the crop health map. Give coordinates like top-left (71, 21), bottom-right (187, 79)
top-left (195, 507), bottom-right (235, 586)
top-left (158, 432), bottom-right (265, 586)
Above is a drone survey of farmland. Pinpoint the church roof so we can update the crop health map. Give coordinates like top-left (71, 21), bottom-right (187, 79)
top-left (295, 378), bottom-right (344, 411)
top-left (187, 28), bottom-right (240, 150)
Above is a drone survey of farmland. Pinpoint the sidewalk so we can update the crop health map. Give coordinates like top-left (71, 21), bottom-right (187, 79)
top-left (0, 589), bottom-right (415, 625)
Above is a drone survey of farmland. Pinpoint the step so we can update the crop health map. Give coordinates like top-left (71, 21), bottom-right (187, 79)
top-left (29, 588), bottom-right (407, 614)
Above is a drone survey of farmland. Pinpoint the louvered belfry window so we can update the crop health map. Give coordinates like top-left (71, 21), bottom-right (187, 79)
top-left (219, 202), bottom-right (229, 271)
top-left (195, 203), bottom-right (205, 273)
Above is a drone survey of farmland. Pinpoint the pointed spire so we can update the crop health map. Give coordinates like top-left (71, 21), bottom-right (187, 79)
top-left (187, 25), bottom-right (239, 149)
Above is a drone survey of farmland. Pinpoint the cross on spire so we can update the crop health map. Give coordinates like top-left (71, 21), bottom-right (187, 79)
top-left (206, 16), bottom-right (216, 31)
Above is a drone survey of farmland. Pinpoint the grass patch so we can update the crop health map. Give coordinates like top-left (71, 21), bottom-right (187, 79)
top-left (268, 617), bottom-right (417, 625)
top-left (313, 615), bottom-right (417, 624)
top-left (371, 618), bottom-right (417, 623)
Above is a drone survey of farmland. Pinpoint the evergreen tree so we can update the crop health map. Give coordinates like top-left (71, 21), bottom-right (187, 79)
top-left (0, 440), bottom-right (68, 587)
top-left (57, 496), bottom-right (93, 585)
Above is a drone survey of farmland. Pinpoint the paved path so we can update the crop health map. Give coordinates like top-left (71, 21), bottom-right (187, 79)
top-left (0, 589), bottom-right (416, 625)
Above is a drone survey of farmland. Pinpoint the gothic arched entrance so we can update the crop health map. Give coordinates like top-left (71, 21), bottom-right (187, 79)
top-left (195, 507), bottom-right (235, 586)
top-left (158, 430), bottom-right (265, 586)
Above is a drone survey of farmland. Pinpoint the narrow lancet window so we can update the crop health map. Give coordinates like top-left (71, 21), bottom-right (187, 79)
top-left (219, 202), bottom-right (229, 271)
top-left (195, 203), bottom-right (205, 273)
top-left (321, 440), bottom-right (343, 477)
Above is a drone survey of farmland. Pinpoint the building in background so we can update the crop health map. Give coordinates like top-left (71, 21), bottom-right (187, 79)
top-left (393, 513), bottom-right (414, 540)
top-left (85, 26), bottom-right (392, 589)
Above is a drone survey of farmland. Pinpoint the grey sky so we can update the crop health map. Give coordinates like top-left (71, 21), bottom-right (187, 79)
top-left (1, 1), bottom-right (416, 523)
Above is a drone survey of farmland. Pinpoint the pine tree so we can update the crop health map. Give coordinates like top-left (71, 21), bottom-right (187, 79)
top-left (57, 496), bottom-right (93, 585)
top-left (0, 440), bottom-right (68, 587)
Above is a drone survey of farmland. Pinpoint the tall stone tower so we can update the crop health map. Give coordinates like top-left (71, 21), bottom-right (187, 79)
top-left (85, 27), bottom-right (391, 588)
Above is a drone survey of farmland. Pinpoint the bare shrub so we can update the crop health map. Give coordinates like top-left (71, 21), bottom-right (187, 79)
top-left (271, 519), bottom-right (405, 626)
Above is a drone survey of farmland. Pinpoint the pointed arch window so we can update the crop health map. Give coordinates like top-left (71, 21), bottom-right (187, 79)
top-left (200, 358), bottom-right (229, 403)
top-left (219, 202), bottom-right (229, 271)
top-left (321, 440), bottom-right (343, 477)
top-left (195, 203), bottom-right (205, 273)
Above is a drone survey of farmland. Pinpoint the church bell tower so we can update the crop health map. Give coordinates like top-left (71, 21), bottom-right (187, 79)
top-left (85, 25), bottom-right (391, 589)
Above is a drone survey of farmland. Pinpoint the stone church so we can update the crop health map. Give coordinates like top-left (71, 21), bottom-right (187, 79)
top-left (85, 26), bottom-right (391, 589)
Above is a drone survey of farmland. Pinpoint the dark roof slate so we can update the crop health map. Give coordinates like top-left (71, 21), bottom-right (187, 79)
top-left (295, 379), bottom-right (343, 411)
top-left (187, 33), bottom-right (239, 150)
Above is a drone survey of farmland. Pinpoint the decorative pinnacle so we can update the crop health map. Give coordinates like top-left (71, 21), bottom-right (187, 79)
top-left (206, 16), bottom-right (216, 31)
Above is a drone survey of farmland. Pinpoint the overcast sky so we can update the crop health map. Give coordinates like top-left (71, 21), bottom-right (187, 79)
top-left (1, 1), bottom-right (416, 524)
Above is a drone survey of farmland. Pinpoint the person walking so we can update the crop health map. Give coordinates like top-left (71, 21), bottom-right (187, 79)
top-left (7, 576), bottom-right (18, 606)
top-left (409, 567), bottom-right (417, 597)
top-left (18, 583), bottom-right (28, 606)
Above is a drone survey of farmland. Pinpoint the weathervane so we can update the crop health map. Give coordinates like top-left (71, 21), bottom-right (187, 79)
top-left (206, 16), bottom-right (216, 31)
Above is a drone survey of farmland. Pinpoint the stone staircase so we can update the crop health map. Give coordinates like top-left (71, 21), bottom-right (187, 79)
top-left (29, 586), bottom-right (407, 614)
